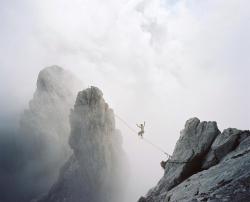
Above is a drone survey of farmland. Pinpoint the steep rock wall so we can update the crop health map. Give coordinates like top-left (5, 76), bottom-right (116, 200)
top-left (139, 118), bottom-right (250, 202)
top-left (39, 86), bottom-right (127, 202)
top-left (0, 66), bottom-right (82, 202)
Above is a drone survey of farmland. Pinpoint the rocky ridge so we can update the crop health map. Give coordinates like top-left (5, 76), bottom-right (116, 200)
top-left (139, 118), bottom-right (250, 202)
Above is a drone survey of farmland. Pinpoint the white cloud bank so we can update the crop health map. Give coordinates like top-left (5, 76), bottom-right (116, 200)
top-left (0, 0), bottom-right (250, 200)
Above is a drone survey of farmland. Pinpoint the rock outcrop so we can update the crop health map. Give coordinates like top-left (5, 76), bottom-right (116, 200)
top-left (140, 118), bottom-right (250, 202)
top-left (38, 86), bottom-right (127, 202)
top-left (20, 66), bottom-right (82, 197)
top-left (0, 66), bottom-right (82, 202)
top-left (21, 65), bottom-right (82, 156)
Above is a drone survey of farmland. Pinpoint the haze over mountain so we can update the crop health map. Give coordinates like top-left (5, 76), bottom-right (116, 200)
top-left (0, 66), bottom-right (82, 202)
top-left (38, 86), bottom-right (128, 202)
top-left (1, 0), bottom-right (250, 201)
top-left (0, 65), bottom-right (249, 202)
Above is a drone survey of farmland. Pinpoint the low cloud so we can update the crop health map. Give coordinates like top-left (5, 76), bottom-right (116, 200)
top-left (0, 0), bottom-right (249, 201)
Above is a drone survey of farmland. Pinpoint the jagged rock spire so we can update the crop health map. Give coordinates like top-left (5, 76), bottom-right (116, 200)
top-left (0, 66), bottom-right (82, 202)
top-left (39, 86), bottom-right (127, 202)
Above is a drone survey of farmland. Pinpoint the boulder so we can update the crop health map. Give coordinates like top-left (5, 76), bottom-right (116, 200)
top-left (202, 128), bottom-right (242, 169)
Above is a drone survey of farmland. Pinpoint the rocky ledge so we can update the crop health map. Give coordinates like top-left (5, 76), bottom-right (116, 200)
top-left (139, 118), bottom-right (250, 202)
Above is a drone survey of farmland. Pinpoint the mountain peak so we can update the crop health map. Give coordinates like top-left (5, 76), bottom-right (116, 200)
top-left (75, 86), bottom-right (104, 107)
top-left (36, 65), bottom-right (80, 97)
top-left (38, 87), bottom-right (128, 202)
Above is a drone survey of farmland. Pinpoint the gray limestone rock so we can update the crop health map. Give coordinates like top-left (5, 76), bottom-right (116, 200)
top-left (165, 130), bottom-right (250, 202)
top-left (38, 86), bottom-right (127, 202)
top-left (21, 65), bottom-right (82, 152)
top-left (139, 118), bottom-right (250, 202)
top-left (20, 66), bottom-right (82, 195)
top-left (0, 66), bottom-right (82, 202)
top-left (144, 118), bottom-right (220, 202)
top-left (202, 128), bottom-right (242, 169)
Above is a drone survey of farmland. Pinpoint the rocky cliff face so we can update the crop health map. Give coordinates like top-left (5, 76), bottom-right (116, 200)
top-left (21, 65), bottom-right (82, 156)
top-left (38, 86), bottom-right (127, 202)
top-left (139, 118), bottom-right (250, 202)
top-left (20, 66), bottom-right (82, 197)
top-left (0, 66), bottom-right (82, 202)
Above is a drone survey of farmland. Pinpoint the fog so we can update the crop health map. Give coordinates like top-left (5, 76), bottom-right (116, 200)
top-left (0, 0), bottom-right (250, 201)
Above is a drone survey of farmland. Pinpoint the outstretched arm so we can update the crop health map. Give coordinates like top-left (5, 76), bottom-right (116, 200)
top-left (136, 124), bottom-right (140, 128)
top-left (144, 121), bottom-right (146, 126)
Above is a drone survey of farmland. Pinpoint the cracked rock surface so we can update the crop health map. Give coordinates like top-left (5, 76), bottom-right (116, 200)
top-left (139, 118), bottom-right (250, 202)
top-left (38, 86), bottom-right (128, 202)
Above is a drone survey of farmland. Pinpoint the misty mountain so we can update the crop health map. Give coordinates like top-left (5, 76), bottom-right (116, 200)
top-left (0, 66), bottom-right (82, 202)
top-left (139, 118), bottom-right (250, 202)
top-left (37, 86), bottom-right (128, 202)
top-left (0, 65), bottom-right (249, 202)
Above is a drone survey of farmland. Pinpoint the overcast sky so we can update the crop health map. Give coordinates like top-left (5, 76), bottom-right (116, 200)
top-left (1, 0), bottom-right (250, 200)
